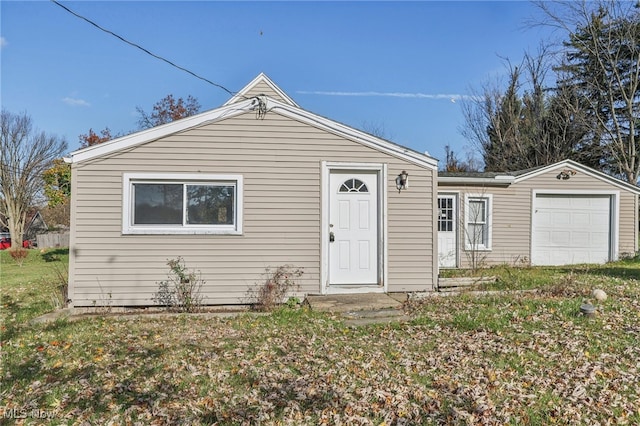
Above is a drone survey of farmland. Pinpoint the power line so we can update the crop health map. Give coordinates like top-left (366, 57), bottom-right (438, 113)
top-left (50, 0), bottom-right (238, 97)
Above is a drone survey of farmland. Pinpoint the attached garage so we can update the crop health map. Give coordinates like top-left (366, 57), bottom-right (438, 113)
top-left (531, 194), bottom-right (613, 265)
top-left (438, 160), bottom-right (639, 269)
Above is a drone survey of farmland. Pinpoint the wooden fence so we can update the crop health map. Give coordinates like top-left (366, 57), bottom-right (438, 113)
top-left (36, 233), bottom-right (70, 248)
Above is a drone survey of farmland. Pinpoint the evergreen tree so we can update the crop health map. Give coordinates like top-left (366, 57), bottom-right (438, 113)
top-left (479, 52), bottom-right (586, 172)
top-left (551, 1), bottom-right (640, 183)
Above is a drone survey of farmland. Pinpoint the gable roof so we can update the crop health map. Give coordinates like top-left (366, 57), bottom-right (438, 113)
top-left (68, 97), bottom-right (257, 163)
top-left (223, 72), bottom-right (299, 107)
top-left (0, 209), bottom-right (47, 234)
top-left (439, 159), bottom-right (640, 194)
top-left (68, 74), bottom-right (437, 169)
top-left (513, 159), bottom-right (640, 194)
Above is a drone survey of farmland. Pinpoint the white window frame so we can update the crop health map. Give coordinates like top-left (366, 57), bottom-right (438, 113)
top-left (122, 173), bottom-right (243, 235)
top-left (464, 193), bottom-right (492, 251)
top-left (437, 195), bottom-right (456, 233)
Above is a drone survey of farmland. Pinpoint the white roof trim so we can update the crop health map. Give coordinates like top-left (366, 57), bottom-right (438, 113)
top-left (70, 89), bottom-right (437, 170)
top-left (514, 159), bottom-right (640, 195)
top-left (439, 176), bottom-right (515, 186)
top-left (223, 73), bottom-right (299, 108)
top-left (69, 98), bottom-right (257, 163)
top-left (265, 98), bottom-right (438, 169)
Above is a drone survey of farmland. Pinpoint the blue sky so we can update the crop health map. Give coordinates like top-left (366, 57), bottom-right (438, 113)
top-left (1, 1), bottom-right (555, 164)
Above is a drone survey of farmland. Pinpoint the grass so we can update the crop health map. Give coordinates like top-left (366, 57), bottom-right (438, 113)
top-left (1, 251), bottom-right (639, 424)
top-left (1, 248), bottom-right (69, 333)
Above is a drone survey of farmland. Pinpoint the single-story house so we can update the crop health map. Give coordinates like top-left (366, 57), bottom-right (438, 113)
top-left (66, 73), bottom-right (439, 307)
top-left (438, 160), bottom-right (640, 268)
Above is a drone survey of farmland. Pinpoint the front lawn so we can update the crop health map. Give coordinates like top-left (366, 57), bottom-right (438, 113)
top-left (1, 251), bottom-right (639, 424)
top-left (1, 248), bottom-right (69, 333)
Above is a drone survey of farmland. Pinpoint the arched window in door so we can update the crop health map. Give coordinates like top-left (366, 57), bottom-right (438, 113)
top-left (339, 178), bottom-right (369, 193)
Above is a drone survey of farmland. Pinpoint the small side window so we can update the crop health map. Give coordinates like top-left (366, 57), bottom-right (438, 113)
top-left (464, 195), bottom-right (492, 251)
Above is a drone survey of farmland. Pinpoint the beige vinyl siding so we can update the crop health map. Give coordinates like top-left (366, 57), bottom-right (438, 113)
top-left (439, 184), bottom-right (531, 267)
top-left (518, 169), bottom-right (638, 257)
top-left (387, 166), bottom-right (435, 290)
top-left (488, 185), bottom-right (531, 265)
top-left (70, 111), bottom-right (436, 306)
top-left (440, 167), bottom-right (638, 268)
top-left (635, 194), bottom-right (639, 256)
top-left (238, 80), bottom-right (292, 104)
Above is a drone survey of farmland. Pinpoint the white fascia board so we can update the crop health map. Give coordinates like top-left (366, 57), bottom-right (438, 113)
top-left (514, 159), bottom-right (640, 195)
top-left (223, 73), bottom-right (299, 108)
top-left (438, 176), bottom-right (515, 186)
top-left (69, 98), bottom-right (256, 164)
top-left (512, 160), bottom-right (579, 183)
top-left (266, 98), bottom-right (438, 170)
top-left (494, 175), bottom-right (516, 181)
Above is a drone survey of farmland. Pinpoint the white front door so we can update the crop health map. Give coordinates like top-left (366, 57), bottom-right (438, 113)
top-left (438, 195), bottom-right (457, 267)
top-left (329, 172), bottom-right (379, 285)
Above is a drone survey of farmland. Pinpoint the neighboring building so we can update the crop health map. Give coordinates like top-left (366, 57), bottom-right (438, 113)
top-left (24, 210), bottom-right (48, 241)
top-left (438, 160), bottom-right (640, 268)
top-left (66, 74), bottom-right (439, 307)
top-left (0, 209), bottom-right (47, 247)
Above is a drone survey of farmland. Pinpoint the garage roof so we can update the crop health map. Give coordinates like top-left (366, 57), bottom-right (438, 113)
top-left (439, 160), bottom-right (640, 194)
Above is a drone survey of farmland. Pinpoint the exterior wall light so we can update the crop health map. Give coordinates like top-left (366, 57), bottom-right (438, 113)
top-left (557, 169), bottom-right (577, 180)
top-left (396, 170), bottom-right (409, 193)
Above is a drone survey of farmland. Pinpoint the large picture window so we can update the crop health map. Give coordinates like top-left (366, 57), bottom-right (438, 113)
top-left (464, 194), bottom-right (492, 251)
top-left (123, 173), bottom-right (243, 234)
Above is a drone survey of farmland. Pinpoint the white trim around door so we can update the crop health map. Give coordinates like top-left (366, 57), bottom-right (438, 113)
top-left (321, 162), bottom-right (387, 294)
top-left (437, 193), bottom-right (458, 268)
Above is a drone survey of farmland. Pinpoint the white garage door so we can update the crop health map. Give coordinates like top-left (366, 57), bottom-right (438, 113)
top-left (532, 194), bottom-right (611, 265)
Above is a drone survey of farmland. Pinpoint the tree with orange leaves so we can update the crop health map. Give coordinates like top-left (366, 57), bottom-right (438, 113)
top-left (78, 127), bottom-right (113, 149)
top-left (137, 94), bottom-right (200, 129)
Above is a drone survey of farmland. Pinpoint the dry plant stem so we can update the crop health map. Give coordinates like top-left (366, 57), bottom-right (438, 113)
top-left (152, 257), bottom-right (204, 312)
top-left (247, 265), bottom-right (303, 311)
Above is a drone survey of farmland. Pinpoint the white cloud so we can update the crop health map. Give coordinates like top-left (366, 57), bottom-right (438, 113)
top-left (62, 97), bottom-right (91, 107)
top-left (297, 90), bottom-right (474, 101)
top-left (0, 37), bottom-right (7, 49)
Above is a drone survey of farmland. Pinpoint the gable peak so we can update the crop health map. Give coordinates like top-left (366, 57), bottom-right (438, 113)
top-left (223, 73), bottom-right (299, 107)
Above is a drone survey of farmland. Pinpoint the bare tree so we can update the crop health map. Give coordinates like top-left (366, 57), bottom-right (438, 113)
top-left (460, 59), bottom-right (529, 171)
top-left (537, 0), bottom-right (640, 184)
top-left (1, 110), bottom-right (67, 248)
top-left (361, 120), bottom-right (393, 140)
top-left (443, 144), bottom-right (481, 172)
top-left (461, 48), bottom-right (587, 172)
top-left (459, 79), bottom-right (502, 166)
